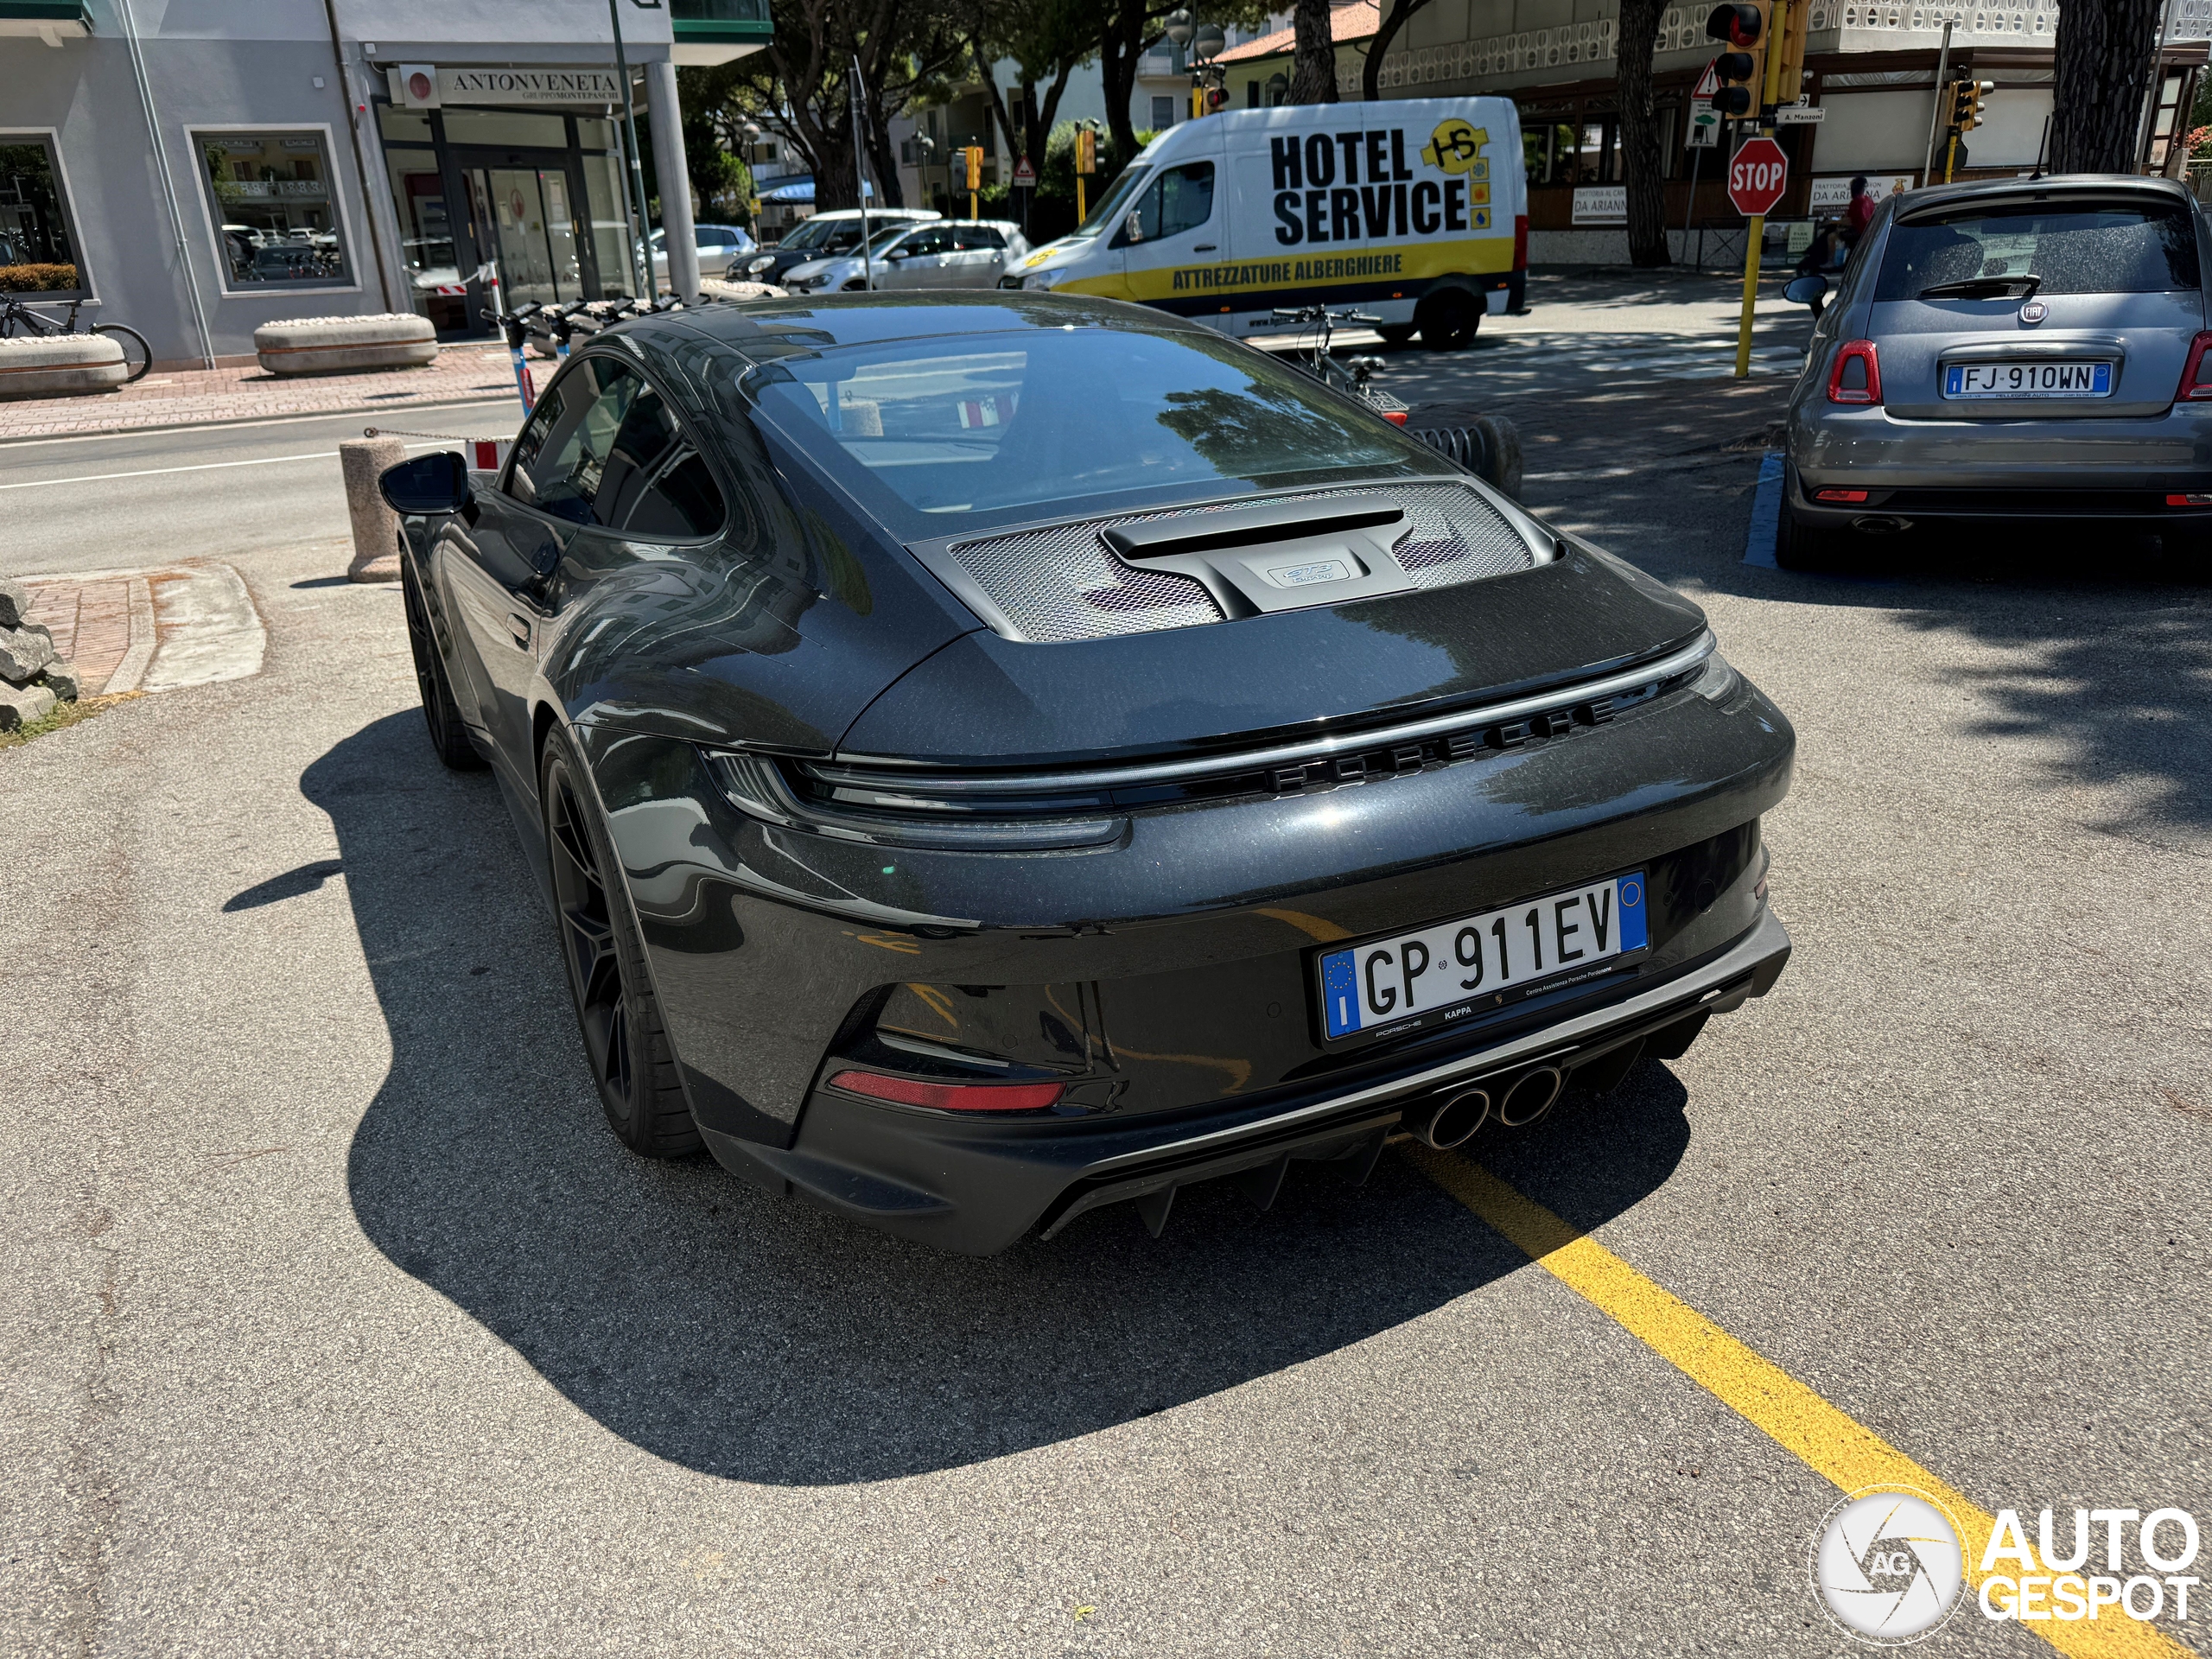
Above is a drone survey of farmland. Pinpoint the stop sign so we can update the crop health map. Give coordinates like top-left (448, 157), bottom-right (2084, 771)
top-left (1728, 136), bottom-right (1789, 217)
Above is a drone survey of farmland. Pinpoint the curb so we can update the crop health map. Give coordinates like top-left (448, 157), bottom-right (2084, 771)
top-left (0, 389), bottom-right (523, 448)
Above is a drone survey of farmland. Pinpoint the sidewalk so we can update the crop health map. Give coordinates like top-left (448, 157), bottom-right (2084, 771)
top-left (0, 342), bottom-right (524, 442)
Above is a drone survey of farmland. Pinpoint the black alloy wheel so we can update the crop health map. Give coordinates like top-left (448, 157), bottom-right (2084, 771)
top-left (1418, 290), bottom-right (1481, 351)
top-left (398, 554), bottom-right (485, 770)
top-left (540, 728), bottom-right (701, 1158)
top-left (91, 323), bottom-right (153, 383)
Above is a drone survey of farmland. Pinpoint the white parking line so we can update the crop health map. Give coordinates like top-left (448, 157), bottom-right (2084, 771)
top-left (0, 438), bottom-right (453, 492)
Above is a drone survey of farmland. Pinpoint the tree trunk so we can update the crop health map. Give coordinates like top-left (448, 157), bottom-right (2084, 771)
top-left (1032, 63), bottom-right (1076, 165)
top-left (1617, 0), bottom-right (1669, 266)
top-left (1099, 3), bottom-right (1144, 156)
top-left (2050, 0), bottom-right (2164, 173)
top-left (1362, 0), bottom-right (1434, 105)
top-left (1289, 0), bottom-right (1338, 104)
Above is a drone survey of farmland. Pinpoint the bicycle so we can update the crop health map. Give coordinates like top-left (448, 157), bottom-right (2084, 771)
top-left (0, 291), bottom-right (153, 384)
top-left (1269, 305), bottom-right (1410, 422)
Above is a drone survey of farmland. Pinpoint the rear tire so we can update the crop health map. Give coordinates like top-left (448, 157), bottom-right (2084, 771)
top-left (92, 323), bottom-right (152, 383)
top-left (542, 727), bottom-right (702, 1159)
top-left (1418, 290), bottom-right (1481, 351)
top-left (1376, 323), bottom-right (1417, 346)
top-left (1776, 480), bottom-right (1849, 573)
top-left (399, 554), bottom-right (486, 771)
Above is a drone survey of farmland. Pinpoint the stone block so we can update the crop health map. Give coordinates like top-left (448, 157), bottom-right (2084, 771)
top-left (340, 437), bottom-right (408, 582)
top-left (0, 681), bottom-right (58, 730)
top-left (253, 313), bottom-right (438, 377)
top-left (0, 334), bottom-right (126, 399)
top-left (40, 660), bottom-right (81, 702)
top-left (0, 575), bottom-right (29, 629)
top-left (0, 623), bottom-right (57, 685)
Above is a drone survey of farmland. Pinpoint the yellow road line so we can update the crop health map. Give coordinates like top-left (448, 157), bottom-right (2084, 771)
top-left (1406, 1147), bottom-right (2188, 1659)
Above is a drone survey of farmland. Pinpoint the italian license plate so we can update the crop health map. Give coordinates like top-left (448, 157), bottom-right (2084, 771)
top-left (1318, 873), bottom-right (1648, 1044)
top-left (1943, 360), bottom-right (2112, 398)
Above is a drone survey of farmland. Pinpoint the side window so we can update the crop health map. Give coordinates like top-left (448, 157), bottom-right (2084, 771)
top-left (598, 381), bottom-right (728, 538)
top-left (506, 357), bottom-right (634, 524)
top-left (903, 228), bottom-right (951, 256)
top-left (507, 356), bottom-right (724, 537)
top-left (954, 226), bottom-right (1006, 251)
top-left (1127, 162), bottom-right (1214, 243)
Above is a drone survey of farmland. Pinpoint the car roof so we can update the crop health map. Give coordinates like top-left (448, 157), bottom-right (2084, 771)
top-left (626, 290), bottom-right (1208, 360)
top-left (1889, 170), bottom-right (2197, 221)
top-left (809, 207), bottom-right (938, 221)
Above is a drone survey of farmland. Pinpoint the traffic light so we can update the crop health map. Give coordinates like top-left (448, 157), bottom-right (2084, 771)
top-left (962, 144), bottom-right (984, 190)
top-left (1705, 3), bottom-right (1770, 118)
top-left (1953, 78), bottom-right (1994, 134)
top-left (1205, 85), bottom-right (1229, 111)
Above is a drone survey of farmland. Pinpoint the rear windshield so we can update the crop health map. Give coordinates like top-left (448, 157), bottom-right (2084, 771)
top-left (741, 325), bottom-right (1438, 537)
top-left (1875, 200), bottom-right (2202, 299)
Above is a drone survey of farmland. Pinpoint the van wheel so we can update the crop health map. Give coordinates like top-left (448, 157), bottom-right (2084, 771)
top-left (1376, 324), bottom-right (1417, 346)
top-left (1418, 291), bottom-right (1481, 351)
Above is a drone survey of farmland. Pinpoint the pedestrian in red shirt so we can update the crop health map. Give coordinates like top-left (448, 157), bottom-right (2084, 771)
top-left (1842, 176), bottom-right (1876, 245)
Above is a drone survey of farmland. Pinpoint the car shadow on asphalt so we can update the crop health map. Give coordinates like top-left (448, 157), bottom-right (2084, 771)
top-left (311, 710), bottom-right (1696, 1486)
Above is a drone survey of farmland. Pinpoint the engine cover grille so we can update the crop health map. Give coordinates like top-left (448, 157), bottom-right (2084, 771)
top-left (942, 481), bottom-right (1536, 643)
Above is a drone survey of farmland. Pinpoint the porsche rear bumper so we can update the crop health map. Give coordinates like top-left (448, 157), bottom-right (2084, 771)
top-left (700, 909), bottom-right (1789, 1255)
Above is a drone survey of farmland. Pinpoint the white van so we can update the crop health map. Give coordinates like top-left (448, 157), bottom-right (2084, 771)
top-left (1001, 98), bottom-right (1525, 349)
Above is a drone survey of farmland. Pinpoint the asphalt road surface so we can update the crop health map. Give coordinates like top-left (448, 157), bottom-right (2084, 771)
top-left (3, 281), bottom-right (2209, 1657)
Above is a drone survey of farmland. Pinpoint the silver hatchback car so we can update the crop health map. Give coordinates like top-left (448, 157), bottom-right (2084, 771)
top-left (1777, 174), bottom-right (2212, 569)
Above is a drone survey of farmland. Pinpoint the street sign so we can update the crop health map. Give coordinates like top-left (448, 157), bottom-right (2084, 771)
top-left (1688, 99), bottom-right (1719, 148)
top-left (1728, 136), bottom-right (1788, 217)
top-left (1693, 59), bottom-right (1720, 97)
top-left (1012, 158), bottom-right (1037, 188)
top-left (1772, 103), bottom-right (1825, 124)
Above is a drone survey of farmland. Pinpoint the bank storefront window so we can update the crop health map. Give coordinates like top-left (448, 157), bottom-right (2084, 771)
top-left (0, 134), bottom-right (89, 296)
top-left (197, 130), bottom-right (354, 290)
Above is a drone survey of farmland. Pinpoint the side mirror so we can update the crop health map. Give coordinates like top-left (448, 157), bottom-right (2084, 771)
top-left (884, 249), bottom-right (907, 261)
top-left (379, 451), bottom-right (474, 515)
top-left (1783, 273), bottom-right (1830, 308)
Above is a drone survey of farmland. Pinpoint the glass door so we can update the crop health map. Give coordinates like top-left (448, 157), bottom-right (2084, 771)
top-left (461, 159), bottom-right (584, 310)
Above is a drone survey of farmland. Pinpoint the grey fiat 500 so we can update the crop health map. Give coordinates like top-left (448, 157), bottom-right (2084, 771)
top-left (1777, 174), bottom-right (2212, 569)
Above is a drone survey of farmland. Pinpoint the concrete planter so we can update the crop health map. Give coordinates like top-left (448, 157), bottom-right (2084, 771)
top-left (0, 334), bottom-right (126, 399)
top-left (698, 279), bottom-right (787, 302)
top-left (253, 313), bottom-right (438, 377)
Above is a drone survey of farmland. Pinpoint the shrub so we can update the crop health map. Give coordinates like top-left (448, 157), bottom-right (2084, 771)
top-left (0, 264), bottom-right (80, 293)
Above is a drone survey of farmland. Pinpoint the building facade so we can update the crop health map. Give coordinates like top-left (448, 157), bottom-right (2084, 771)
top-left (0, 0), bottom-right (765, 368)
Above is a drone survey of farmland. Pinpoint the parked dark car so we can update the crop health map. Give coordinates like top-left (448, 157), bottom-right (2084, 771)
top-left (1779, 173), bottom-right (2212, 569)
top-left (379, 291), bottom-right (1795, 1254)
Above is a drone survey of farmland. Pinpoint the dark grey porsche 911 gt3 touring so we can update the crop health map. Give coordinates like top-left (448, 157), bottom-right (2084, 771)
top-left (378, 290), bottom-right (1794, 1254)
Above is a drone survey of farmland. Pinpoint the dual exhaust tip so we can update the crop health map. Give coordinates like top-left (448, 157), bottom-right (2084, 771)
top-left (1406, 1064), bottom-right (1563, 1150)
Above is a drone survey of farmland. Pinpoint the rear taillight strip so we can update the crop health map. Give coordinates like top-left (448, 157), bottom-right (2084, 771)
top-left (804, 630), bottom-right (1717, 798)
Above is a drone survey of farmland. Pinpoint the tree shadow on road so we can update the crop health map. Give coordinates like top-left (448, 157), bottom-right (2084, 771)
top-left (1628, 511), bottom-right (2212, 840)
top-left (312, 711), bottom-right (1697, 1486)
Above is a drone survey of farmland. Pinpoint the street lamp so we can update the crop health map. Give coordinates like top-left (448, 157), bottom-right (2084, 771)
top-left (1266, 71), bottom-right (1287, 106)
top-left (1193, 21), bottom-right (1225, 60)
top-left (1163, 8), bottom-right (1194, 48)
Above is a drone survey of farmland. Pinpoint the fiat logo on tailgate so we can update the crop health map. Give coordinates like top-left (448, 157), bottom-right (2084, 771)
top-left (2019, 300), bottom-right (2048, 324)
